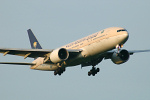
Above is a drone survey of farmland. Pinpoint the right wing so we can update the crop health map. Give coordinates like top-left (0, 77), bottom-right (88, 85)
top-left (0, 48), bottom-right (82, 65)
top-left (0, 62), bottom-right (35, 65)
top-left (0, 47), bottom-right (83, 61)
top-left (0, 29), bottom-right (83, 65)
top-left (0, 48), bottom-right (53, 58)
top-left (0, 48), bottom-right (82, 59)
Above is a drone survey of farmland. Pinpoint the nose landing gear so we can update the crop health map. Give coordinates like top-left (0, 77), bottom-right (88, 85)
top-left (88, 67), bottom-right (100, 76)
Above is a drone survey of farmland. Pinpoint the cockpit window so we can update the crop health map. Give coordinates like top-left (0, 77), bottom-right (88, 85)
top-left (117, 29), bottom-right (127, 32)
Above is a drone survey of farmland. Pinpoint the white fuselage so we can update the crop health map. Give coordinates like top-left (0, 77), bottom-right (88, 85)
top-left (32, 27), bottom-right (129, 71)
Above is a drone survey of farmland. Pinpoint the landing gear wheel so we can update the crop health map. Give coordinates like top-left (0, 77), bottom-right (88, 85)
top-left (88, 67), bottom-right (100, 76)
top-left (96, 68), bottom-right (100, 72)
top-left (88, 71), bottom-right (91, 76)
top-left (54, 71), bottom-right (57, 75)
top-left (54, 67), bottom-right (66, 76)
top-left (62, 68), bottom-right (66, 72)
top-left (58, 73), bottom-right (61, 76)
top-left (92, 73), bottom-right (95, 76)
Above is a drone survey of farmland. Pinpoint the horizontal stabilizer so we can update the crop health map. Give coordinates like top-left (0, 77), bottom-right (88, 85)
top-left (0, 62), bottom-right (35, 65)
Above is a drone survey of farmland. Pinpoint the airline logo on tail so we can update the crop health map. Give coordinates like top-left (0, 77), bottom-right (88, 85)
top-left (33, 42), bottom-right (37, 49)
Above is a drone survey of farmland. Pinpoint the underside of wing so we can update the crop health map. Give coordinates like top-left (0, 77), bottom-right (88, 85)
top-left (101, 49), bottom-right (150, 64)
top-left (81, 49), bottom-right (150, 67)
top-left (43, 48), bottom-right (83, 64)
top-left (128, 49), bottom-right (150, 55)
top-left (0, 62), bottom-right (35, 65)
top-left (0, 48), bottom-right (53, 58)
top-left (103, 49), bottom-right (150, 59)
top-left (0, 48), bottom-right (83, 64)
top-left (67, 49), bottom-right (83, 60)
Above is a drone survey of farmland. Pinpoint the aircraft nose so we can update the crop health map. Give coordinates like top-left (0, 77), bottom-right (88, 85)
top-left (126, 31), bottom-right (129, 39)
top-left (123, 31), bottom-right (129, 42)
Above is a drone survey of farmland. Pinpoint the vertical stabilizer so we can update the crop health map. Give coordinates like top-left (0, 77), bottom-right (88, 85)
top-left (27, 29), bottom-right (42, 49)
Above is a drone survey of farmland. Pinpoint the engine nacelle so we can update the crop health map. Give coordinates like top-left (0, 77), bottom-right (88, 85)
top-left (50, 48), bottom-right (69, 63)
top-left (111, 49), bottom-right (130, 64)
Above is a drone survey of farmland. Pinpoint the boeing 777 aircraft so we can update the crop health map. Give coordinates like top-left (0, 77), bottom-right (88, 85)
top-left (0, 27), bottom-right (150, 76)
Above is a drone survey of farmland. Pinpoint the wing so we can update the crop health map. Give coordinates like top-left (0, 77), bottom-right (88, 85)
top-left (0, 48), bottom-right (82, 59)
top-left (0, 48), bottom-right (82, 65)
top-left (128, 50), bottom-right (150, 55)
top-left (81, 49), bottom-right (150, 67)
top-left (103, 49), bottom-right (150, 59)
top-left (0, 48), bottom-right (53, 58)
top-left (0, 62), bottom-right (35, 65)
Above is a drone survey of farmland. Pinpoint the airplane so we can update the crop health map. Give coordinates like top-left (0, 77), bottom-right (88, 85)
top-left (0, 27), bottom-right (150, 76)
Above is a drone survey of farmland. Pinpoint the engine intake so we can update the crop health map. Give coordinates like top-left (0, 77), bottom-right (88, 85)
top-left (50, 48), bottom-right (69, 63)
top-left (111, 49), bottom-right (130, 64)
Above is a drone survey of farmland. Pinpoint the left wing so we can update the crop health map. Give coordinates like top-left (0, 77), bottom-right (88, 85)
top-left (82, 49), bottom-right (150, 67)
top-left (103, 49), bottom-right (150, 59)
top-left (128, 49), bottom-right (150, 55)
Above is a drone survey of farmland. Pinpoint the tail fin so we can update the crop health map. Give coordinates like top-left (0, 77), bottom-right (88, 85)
top-left (27, 29), bottom-right (42, 49)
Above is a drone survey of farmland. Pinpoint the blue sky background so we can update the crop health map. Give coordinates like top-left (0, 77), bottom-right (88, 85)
top-left (0, 0), bottom-right (150, 100)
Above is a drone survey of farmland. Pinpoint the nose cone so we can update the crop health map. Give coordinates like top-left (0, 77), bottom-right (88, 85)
top-left (125, 31), bottom-right (129, 40)
top-left (122, 31), bottom-right (129, 44)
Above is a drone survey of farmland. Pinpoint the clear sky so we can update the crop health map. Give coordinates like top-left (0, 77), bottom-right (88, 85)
top-left (0, 0), bottom-right (150, 100)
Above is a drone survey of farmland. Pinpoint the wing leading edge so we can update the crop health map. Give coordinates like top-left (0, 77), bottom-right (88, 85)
top-left (0, 62), bottom-right (35, 65)
top-left (103, 49), bottom-right (150, 59)
top-left (0, 48), bottom-right (53, 58)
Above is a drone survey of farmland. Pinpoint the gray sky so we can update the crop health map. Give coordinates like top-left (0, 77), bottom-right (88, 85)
top-left (0, 0), bottom-right (150, 100)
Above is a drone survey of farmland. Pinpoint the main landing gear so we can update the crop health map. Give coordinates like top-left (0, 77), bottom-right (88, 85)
top-left (88, 67), bottom-right (100, 76)
top-left (54, 67), bottom-right (65, 76)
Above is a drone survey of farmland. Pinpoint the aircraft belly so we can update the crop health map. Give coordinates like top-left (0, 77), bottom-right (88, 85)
top-left (65, 54), bottom-right (84, 66)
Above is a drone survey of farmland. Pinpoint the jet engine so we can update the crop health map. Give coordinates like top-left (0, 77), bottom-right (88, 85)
top-left (50, 48), bottom-right (69, 63)
top-left (111, 49), bottom-right (130, 64)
